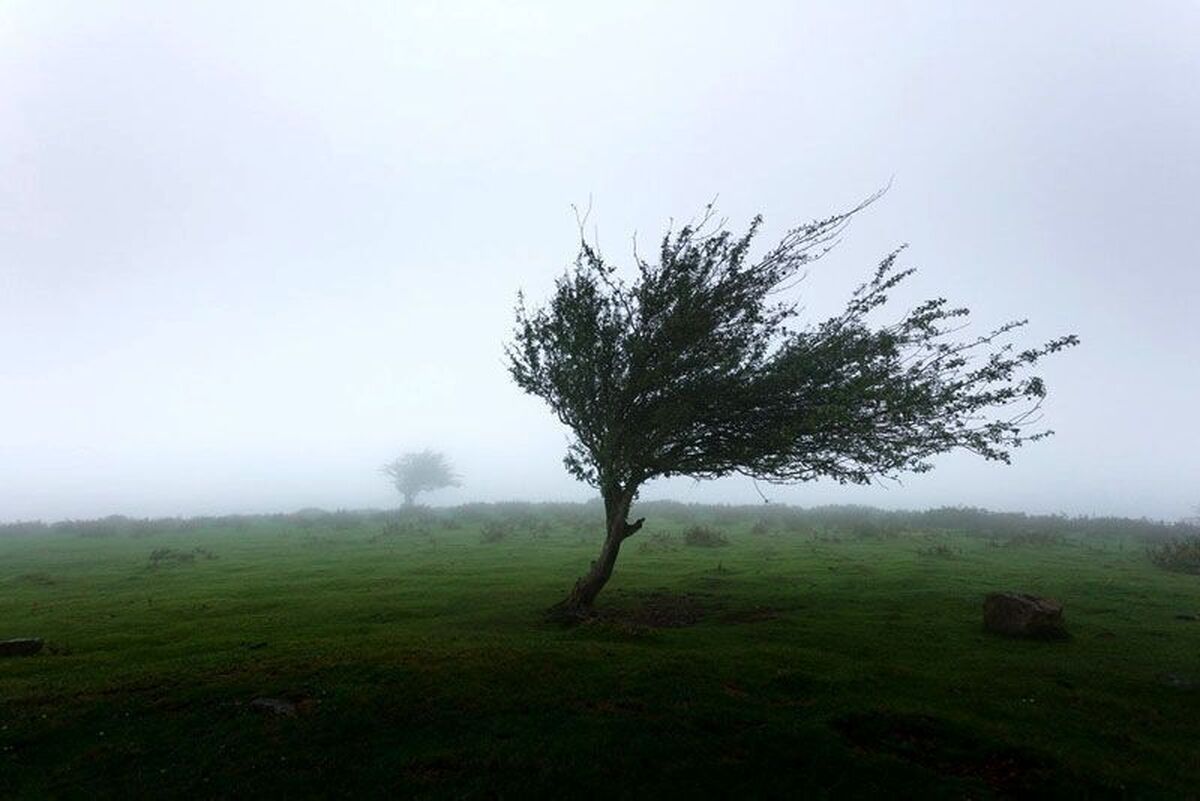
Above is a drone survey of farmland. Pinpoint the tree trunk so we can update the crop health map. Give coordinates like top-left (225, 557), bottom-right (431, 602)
top-left (402, 492), bottom-right (415, 507)
top-left (547, 487), bottom-right (644, 622)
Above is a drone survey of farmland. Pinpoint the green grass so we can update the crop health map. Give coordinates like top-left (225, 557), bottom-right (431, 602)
top-left (2, 508), bottom-right (1199, 798)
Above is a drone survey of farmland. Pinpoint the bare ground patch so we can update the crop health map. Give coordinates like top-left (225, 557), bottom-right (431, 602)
top-left (587, 593), bottom-right (787, 629)
top-left (719, 605), bottom-right (782, 624)
top-left (832, 711), bottom-right (1060, 797)
top-left (597, 590), bottom-right (714, 628)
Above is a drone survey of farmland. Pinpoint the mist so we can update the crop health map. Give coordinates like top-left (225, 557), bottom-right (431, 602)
top-left (2, 1), bottom-right (1197, 522)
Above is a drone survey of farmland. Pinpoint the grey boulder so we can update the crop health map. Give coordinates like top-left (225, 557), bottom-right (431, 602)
top-left (983, 593), bottom-right (1067, 640)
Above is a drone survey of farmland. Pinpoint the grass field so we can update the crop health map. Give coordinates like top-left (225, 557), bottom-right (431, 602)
top-left (2, 504), bottom-right (1198, 799)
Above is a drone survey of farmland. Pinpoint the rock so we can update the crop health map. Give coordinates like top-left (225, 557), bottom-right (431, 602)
top-left (1159, 673), bottom-right (1197, 690)
top-left (983, 593), bottom-right (1067, 640)
top-left (249, 697), bottom-right (297, 717)
top-left (0, 638), bottom-right (44, 657)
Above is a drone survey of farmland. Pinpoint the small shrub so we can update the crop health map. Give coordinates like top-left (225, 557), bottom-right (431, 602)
top-left (1147, 537), bottom-right (1200, 575)
top-left (782, 516), bottom-right (810, 534)
top-left (1001, 532), bottom-right (1065, 548)
top-left (480, 521), bottom-right (514, 544)
top-left (377, 520), bottom-right (429, 540)
top-left (147, 547), bottom-right (215, 568)
top-left (59, 519), bottom-right (121, 538)
top-left (850, 521), bottom-right (900, 540)
top-left (148, 548), bottom-right (195, 568)
top-left (917, 543), bottom-right (957, 558)
top-left (750, 519), bottom-right (773, 536)
top-left (0, 521), bottom-right (48, 538)
top-left (637, 531), bottom-right (678, 554)
top-left (683, 526), bottom-right (729, 548)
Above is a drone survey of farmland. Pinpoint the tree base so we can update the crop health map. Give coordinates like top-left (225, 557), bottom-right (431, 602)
top-left (543, 599), bottom-right (596, 626)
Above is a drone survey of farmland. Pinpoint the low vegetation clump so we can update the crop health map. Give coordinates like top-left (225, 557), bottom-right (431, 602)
top-left (147, 547), bottom-right (216, 568)
top-left (683, 526), bottom-right (729, 548)
top-left (636, 531), bottom-right (678, 554)
top-left (917, 542), bottom-right (957, 558)
top-left (849, 520), bottom-right (900, 540)
top-left (1146, 536), bottom-right (1200, 575)
top-left (749, 518), bottom-right (772, 536)
top-left (377, 520), bottom-right (429, 540)
top-left (1001, 532), bottom-right (1066, 548)
top-left (479, 520), bottom-right (514, 544)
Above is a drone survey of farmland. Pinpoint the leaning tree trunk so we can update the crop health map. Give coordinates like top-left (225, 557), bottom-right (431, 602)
top-left (548, 488), bottom-right (644, 622)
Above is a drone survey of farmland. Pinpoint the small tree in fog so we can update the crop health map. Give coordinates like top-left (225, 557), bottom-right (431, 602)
top-left (507, 197), bottom-right (1077, 619)
top-left (382, 450), bottom-right (460, 507)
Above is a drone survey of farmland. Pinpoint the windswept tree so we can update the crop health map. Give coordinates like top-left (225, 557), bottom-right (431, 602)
top-left (507, 198), bottom-right (1077, 619)
top-left (381, 450), bottom-right (460, 507)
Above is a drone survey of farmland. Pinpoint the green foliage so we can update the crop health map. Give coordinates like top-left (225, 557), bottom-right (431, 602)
top-left (480, 520), bottom-right (514, 544)
top-left (147, 547), bottom-right (216, 568)
top-left (6, 504), bottom-right (1192, 545)
top-left (507, 198), bottom-right (1078, 496)
top-left (749, 518), bottom-right (773, 536)
top-left (683, 525), bottom-right (730, 548)
top-left (1001, 532), bottom-right (1066, 548)
top-left (916, 542), bottom-right (958, 558)
top-left (636, 530), bottom-right (679, 554)
top-left (376, 519), bottom-right (430, 540)
top-left (1147, 537), bottom-right (1200, 574)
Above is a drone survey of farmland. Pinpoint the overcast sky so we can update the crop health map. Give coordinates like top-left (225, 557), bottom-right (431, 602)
top-left (2, 1), bottom-right (1197, 522)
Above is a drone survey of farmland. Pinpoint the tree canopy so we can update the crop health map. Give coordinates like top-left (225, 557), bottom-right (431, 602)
top-left (507, 198), bottom-right (1077, 616)
top-left (381, 450), bottom-right (460, 507)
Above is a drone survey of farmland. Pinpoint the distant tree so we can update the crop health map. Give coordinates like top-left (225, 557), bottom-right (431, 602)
top-left (507, 198), bottom-right (1077, 619)
top-left (381, 450), bottom-right (460, 507)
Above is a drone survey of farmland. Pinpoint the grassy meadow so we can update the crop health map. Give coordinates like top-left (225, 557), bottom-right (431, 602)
top-left (2, 503), bottom-right (1199, 799)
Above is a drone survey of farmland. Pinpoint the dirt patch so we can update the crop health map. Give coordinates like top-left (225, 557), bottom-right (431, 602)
top-left (597, 591), bottom-right (713, 628)
top-left (12, 572), bottom-right (56, 586)
top-left (832, 711), bottom-right (1057, 796)
top-left (248, 694), bottom-right (318, 717)
top-left (720, 605), bottom-right (781, 624)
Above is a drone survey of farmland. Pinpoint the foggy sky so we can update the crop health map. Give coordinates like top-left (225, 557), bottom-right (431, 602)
top-left (2, 1), bottom-right (1198, 522)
